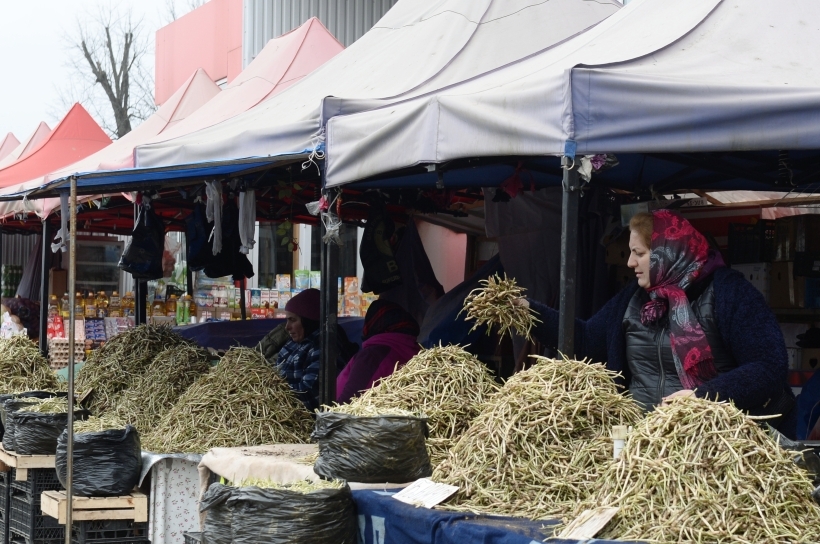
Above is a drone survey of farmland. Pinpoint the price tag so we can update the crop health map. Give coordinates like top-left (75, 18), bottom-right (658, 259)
top-left (392, 478), bottom-right (459, 509)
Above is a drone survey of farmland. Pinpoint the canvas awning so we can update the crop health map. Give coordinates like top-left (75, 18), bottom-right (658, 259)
top-left (0, 133), bottom-right (20, 162)
top-left (0, 122), bottom-right (51, 169)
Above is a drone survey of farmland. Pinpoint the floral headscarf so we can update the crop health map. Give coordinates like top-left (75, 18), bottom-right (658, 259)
top-left (640, 210), bottom-right (725, 389)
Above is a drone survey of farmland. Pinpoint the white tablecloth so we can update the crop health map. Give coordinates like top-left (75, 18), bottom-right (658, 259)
top-left (149, 458), bottom-right (201, 544)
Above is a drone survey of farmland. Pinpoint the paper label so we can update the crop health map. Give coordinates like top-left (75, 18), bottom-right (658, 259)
top-left (392, 478), bottom-right (458, 509)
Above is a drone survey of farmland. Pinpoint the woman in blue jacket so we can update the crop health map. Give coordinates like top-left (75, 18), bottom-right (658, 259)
top-left (521, 210), bottom-right (796, 437)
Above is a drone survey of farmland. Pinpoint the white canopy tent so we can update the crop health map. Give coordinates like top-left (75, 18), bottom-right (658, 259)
top-left (324, 0), bottom-right (820, 186)
top-left (134, 0), bottom-right (622, 169)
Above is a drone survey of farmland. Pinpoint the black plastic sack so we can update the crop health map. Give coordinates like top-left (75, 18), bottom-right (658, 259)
top-left (204, 199), bottom-right (253, 281)
top-left (186, 202), bottom-right (215, 272)
top-left (2, 397), bottom-right (50, 451)
top-left (360, 199), bottom-right (402, 295)
top-left (56, 425), bottom-right (142, 497)
top-left (228, 484), bottom-right (357, 544)
top-left (12, 409), bottom-right (89, 456)
top-left (0, 391), bottom-right (64, 441)
top-left (312, 412), bottom-right (432, 483)
top-left (200, 483), bottom-right (234, 544)
top-left (119, 204), bottom-right (165, 280)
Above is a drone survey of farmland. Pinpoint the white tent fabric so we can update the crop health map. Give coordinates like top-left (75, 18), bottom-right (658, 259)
top-left (0, 122), bottom-right (51, 169)
top-left (135, 0), bottom-right (621, 169)
top-left (324, 0), bottom-right (820, 186)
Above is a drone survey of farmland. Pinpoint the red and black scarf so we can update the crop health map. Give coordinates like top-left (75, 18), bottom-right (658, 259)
top-left (640, 210), bottom-right (725, 389)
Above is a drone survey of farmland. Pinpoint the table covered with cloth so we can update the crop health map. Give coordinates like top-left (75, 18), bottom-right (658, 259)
top-left (352, 488), bottom-right (645, 544)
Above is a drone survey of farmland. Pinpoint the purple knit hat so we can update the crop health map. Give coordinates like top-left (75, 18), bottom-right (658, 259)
top-left (285, 288), bottom-right (321, 321)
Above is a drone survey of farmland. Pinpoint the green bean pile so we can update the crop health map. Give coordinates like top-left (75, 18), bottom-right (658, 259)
top-left (142, 347), bottom-right (313, 454)
top-left (461, 274), bottom-right (541, 340)
top-left (0, 336), bottom-right (59, 392)
top-left (115, 344), bottom-right (212, 433)
top-left (77, 325), bottom-right (193, 413)
top-left (73, 415), bottom-right (127, 434)
top-left (23, 397), bottom-right (70, 413)
top-left (235, 477), bottom-right (345, 493)
top-left (433, 356), bottom-right (642, 519)
top-left (336, 344), bottom-right (500, 466)
top-left (576, 396), bottom-right (820, 543)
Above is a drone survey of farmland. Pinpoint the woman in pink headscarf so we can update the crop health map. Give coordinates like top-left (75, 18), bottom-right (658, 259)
top-left (521, 209), bottom-right (796, 437)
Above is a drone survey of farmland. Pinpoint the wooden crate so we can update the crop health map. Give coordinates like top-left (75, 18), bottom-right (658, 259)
top-left (40, 490), bottom-right (148, 523)
top-left (0, 444), bottom-right (56, 480)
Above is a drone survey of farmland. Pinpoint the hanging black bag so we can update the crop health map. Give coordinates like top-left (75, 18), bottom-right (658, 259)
top-left (56, 425), bottom-right (142, 497)
top-left (203, 198), bottom-right (253, 280)
top-left (360, 198), bottom-right (402, 294)
top-left (186, 202), bottom-right (215, 271)
top-left (119, 204), bottom-right (165, 280)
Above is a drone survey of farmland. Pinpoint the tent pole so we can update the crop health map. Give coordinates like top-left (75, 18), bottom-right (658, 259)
top-left (557, 157), bottom-right (579, 356)
top-left (239, 279), bottom-right (247, 320)
top-left (0, 226), bottom-right (3, 297)
top-left (135, 281), bottom-right (146, 325)
top-left (39, 219), bottom-right (52, 357)
top-left (319, 192), bottom-right (338, 406)
top-left (65, 179), bottom-right (78, 544)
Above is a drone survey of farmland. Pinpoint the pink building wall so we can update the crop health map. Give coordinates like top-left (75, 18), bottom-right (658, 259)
top-left (155, 0), bottom-right (243, 105)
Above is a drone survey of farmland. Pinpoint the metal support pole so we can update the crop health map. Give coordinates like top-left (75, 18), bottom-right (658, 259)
top-left (135, 281), bottom-right (147, 325)
top-left (0, 227), bottom-right (4, 297)
top-left (239, 279), bottom-right (247, 320)
top-left (319, 209), bottom-right (339, 406)
top-left (557, 157), bottom-right (580, 356)
top-left (65, 180), bottom-right (78, 544)
top-left (39, 220), bottom-right (52, 357)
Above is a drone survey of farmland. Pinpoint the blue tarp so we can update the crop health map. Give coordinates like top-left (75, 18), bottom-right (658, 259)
top-left (352, 489), bottom-right (645, 544)
top-left (173, 317), bottom-right (364, 351)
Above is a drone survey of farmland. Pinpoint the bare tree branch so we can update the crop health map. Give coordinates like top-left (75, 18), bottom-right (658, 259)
top-left (57, 4), bottom-right (155, 139)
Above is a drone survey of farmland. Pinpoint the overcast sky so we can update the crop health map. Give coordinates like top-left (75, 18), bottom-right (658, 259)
top-left (0, 0), bottom-right (187, 141)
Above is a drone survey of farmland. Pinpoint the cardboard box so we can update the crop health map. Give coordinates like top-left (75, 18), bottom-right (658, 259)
top-left (731, 263), bottom-right (770, 303)
top-left (605, 231), bottom-right (631, 266)
top-left (49, 269), bottom-right (67, 298)
top-left (769, 262), bottom-right (805, 308)
top-left (801, 348), bottom-right (820, 371)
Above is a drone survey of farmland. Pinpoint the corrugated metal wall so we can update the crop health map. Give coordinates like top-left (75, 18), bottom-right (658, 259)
top-left (2, 233), bottom-right (39, 268)
top-left (243, 0), bottom-right (399, 65)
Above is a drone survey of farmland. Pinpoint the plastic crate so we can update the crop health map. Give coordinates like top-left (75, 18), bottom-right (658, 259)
top-left (0, 469), bottom-right (11, 519)
top-left (727, 220), bottom-right (776, 264)
top-left (8, 492), bottom-right (65, 544)
top-left (183, 532), bottom-right (202, 544)
top-left (72, 519), bottom-right (149, 544)
top-left (11, 468), bottom-right (63, 500)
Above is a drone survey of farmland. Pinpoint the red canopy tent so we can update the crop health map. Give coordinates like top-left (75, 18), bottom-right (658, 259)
top-left (0, 104), bottom-right (110, 188)
top-left (0, 122), bottom-right (51, 169)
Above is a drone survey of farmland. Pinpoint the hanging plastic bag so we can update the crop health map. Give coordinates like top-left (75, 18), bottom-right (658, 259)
top-left (119, 204), bottom-right (165, 280)
top-left (1, 396), bottom-right (62, 450)
top-left (186, 202), bottom-right (215, 272)
top-left (360, 199), bottom-right (402, 294)
top-left (200, 483), bottom-right (234, 544)
top-left (228, 484), bottom-right (357, 544)
top-left (203, 198), bottom-right (253, 280)
top-left (56, 425), bottom-right (142, 497)
top-left (312, 412), bottom-right (432, 483)
top-left (12, 409), bottom-right (90, 456)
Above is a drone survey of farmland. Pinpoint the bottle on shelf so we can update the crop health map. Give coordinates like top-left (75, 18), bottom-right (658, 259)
top-left (166, 294), bottom-right (178, 318)
top-left (84, 292), bottom-right (97, 319)
top-left (48, 295), bottom-right (59, 317)
top-left (96, 291), bottom-right (109, 318)
top-left (109, 291), bottom-right (122, 317)
top-left (74, 292), bottom-right (85, 318)
top-left (122, 291), bottom-right (135, 317)
top-left (60, 293), bottom-right (70, 318)
top-left (186, 294), bottom-right (197, 324)
top-left (151, 295), bottom-right (166, 318)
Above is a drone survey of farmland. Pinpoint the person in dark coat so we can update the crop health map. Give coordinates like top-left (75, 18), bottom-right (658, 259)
top-left (520, 210), bottom-right (796, 437)
top-left (336, 300), bottom-right (420, 403)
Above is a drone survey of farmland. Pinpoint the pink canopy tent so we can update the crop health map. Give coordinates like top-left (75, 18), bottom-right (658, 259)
top-left (0, 69), bottom-right (221, 219)
top-left (0, 134), bottom-right (20, 162)
top-left (0, 17), bottom-right (341, 220)
top-left (129, 17), bottom-right (343, 167)
top-left (0, 122), bottom-right (51, 169)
